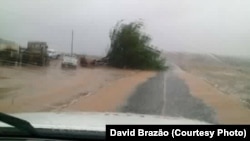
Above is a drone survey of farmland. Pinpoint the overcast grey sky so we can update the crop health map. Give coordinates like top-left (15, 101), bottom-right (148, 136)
top-left (0, 0), bottom-right (250, 57)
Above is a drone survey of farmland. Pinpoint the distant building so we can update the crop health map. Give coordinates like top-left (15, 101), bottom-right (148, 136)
top-left (0, 43), bottom-right (19, 51)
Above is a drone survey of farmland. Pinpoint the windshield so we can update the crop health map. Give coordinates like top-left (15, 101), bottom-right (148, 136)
top-left (1, 0), bottom-right (250, 128)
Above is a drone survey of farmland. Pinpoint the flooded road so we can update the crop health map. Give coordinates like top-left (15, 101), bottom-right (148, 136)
top-left (0, 60), bottom-right (156, 113)
top-left (1, 59), bottom-right (250, 124)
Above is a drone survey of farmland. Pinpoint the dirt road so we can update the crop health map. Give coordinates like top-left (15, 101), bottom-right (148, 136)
top-left (0, 60), bottom-right (156, 113)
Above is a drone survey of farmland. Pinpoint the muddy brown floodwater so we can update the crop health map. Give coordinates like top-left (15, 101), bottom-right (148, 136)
top-left (0, 60), bottom-right (156, 113)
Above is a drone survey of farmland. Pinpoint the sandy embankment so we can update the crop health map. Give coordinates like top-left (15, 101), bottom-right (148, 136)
top-left (177, 70), bottom-right (250, 124)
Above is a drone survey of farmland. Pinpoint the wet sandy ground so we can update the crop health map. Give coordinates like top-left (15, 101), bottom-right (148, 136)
top-left (0, 60), bottom-right (156, 113)
top-left (165, 52), bottom-right (250, 124)
top-left (176, 68), bottom-right (250, 124)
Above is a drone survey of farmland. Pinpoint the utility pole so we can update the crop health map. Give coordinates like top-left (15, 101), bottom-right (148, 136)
top-left (71, 30), bottom-right (74, 57)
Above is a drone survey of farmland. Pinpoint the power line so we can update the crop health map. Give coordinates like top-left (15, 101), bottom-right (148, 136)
top-left (71, 30), bottom-right (74, 56)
